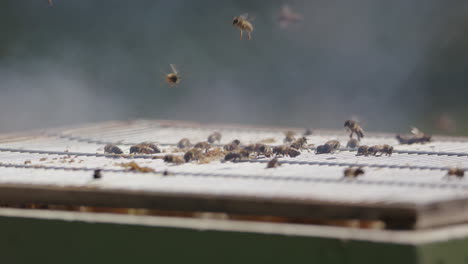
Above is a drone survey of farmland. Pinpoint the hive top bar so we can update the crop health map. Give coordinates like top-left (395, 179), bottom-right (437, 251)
top-left (0, 119), bottom-right (467, 230)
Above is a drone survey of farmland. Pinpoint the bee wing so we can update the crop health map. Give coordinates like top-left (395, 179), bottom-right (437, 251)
top-left (410, 127), bottom-right (423, 136)
top-left (240, 13), bottom-right (255, 21)
top-left (170, 64), bottom-right (178, 74)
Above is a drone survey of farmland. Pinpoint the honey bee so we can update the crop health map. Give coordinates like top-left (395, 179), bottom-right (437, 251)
top-left (177, 138), bottom-right (192, 149)
top-left (344, 120), bottom-right (365, 141)
top-left (165, 64), bottom-right (181, 87)
top-left (346, 138), bottom-right (359, 148)
top-left (356, 145), bottom-right (370, 156)
top-left (315, 140), bottom-right (340, 154)
top-left (163, 154), bottom-right (185, 164)
top-left (367, 144), bottom-right (393, 156)
top-left (223, 139), bottom-right (241, 151)
top-left (290, 137), bottom-right (307, 150)
top-left (194, 141), bottom-right (212, 152)
top-left (273, 145), bottom-right (301, 157)
top-left (232, 14), bottom-right (254, 40)
top-left (93, 169), bottom-right (102, 180)
top-left (224, 150), bottom-right (250, 162)
top-left (130, 143), bottom-right (161, 154)
top-left (283, 131), bottom-right (296, 143)
top-left (396, 127), bottom-right (431, 145)
top-left (446, 167), bottom-right (465, 178)
top-left (244, 143), bottom-right (273, 158)
top-left (104, 144), bottom-right (123, 154)
top-left (343, 167), bottom-right (365, 178)
top-left (184, 148), bottom-right (204, 162)
top-left (266, 158), bottom-right (280, 169)
top-left (207, 132), bottom-right (222, 144)
top-left (278, 4), bottom-right (303, 29)
top-left (303, 129), bottom-right (313, 136)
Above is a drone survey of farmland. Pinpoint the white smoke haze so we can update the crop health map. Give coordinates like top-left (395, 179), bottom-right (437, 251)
top-left (0, 0), bottom-right (467, 133)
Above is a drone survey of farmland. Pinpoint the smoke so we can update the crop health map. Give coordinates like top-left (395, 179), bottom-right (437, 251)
top-left (0, 0), bottom-right (467, 133)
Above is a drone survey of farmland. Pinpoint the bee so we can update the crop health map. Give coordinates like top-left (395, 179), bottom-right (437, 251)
top-left (303, 129), bottom-right (313, 136)
top-left (93, 169), bottom-right (102, 180)
top-left (177, 138), bottom-right (192, 149)
top-left (290, 137), bottom-right (307, 150)
top-left (344, 120), bottom-right (365, 141)
top-left (232, 14), bottom-right (254, 40)
top-left (356, 145), bottom-right (370, 156)
top-left (364, 145), bottom-right (394, 156)
top-left (163, 154), bottom-right (185, 164)
top-left (207, 132), bottom-right (222, 144)
top-left (104, 144), bottom-right (123, 154)
top-left (246, 143), bottom-right (273, 157)
top-left (130, 143), bottom-right (161, 154)
top-left (266, 158), bottom-right (280, 169)
top-left (224, 151), bottom-right (249, 162)
top-left (315, 140), bottom-right (340, 154)
top-left (278, 4), bottom-right (303, 29)
top-left (283, 131), bottom-right (296, 143)
top-left (184, 148), bottom-right (204, 162)
top-left (343, 167), bottom-right (365, 178)
top-left (346, 138), bottom-right (359, 148)
top-left (446, 167), bottom-right (465, 178)
top-left (194, 141), bottom-right (212, 153)
top-left (273, 145), bottom-right (301, 157)
top-left (165, 64), bottom-right (181, 87)
top-left (223, 139), bottom-right (241, 151)
top-left (48, 0), bottom-right (54, 7)
top-left (396, 127), bottom-right (431, 145)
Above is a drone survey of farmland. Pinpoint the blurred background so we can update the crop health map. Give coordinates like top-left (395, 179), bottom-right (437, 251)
top-left (0, 0), bottom-right (467, 134)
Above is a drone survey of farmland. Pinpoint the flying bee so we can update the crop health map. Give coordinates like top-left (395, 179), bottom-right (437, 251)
top-left (177, 138), bottom-right (192, 149)
top-left (207, 132), bottom-right (222, 144)
top-left (343, 167), bottom-right (365, 178)
top-left (232, 13), bottom-right (254, 40)
top-left (278, 4), bottom-right (303, 29)
top-left (346, 138), bottom-right (359, 149)
top-left (104, 144), bottom-right (123, 155)
top-left (315, 140), bottom-right (340, 154)
top-left (344, 120), bottom-right (365, 141)
top-left (266, 158), bottom-right (280, 169)
top-left (164, 64), bottom-right (181, 87)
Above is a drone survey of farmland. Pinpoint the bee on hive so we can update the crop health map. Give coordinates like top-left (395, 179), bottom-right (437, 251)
top-left (232, 13), bottom-right (254, 40)
top-left (344, 120), bottom-right (365, 141)
top-left (104, 144), bottom-right (123, 155)
top-left (343, 167), bottom-right (365, 178)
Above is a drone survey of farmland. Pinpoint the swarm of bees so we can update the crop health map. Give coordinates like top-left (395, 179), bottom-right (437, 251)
top-left (344, 120), bottom-right (365, 141)
top-left (232, 14), bottom-right (254, 40)
top-left (315, 140), bottom-right (340, 154)
top-left (396, 127), bottom-right (431, 145)
top-left (343, 167), bottom-right (365, 178)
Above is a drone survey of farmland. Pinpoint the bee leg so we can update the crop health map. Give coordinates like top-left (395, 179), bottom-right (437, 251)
top-left (240, 30), bottom-right (243, 40)
top-left (247, 32), bottom-right (252, 40)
